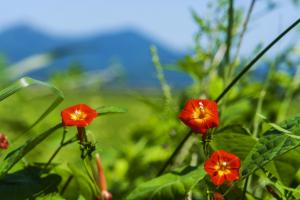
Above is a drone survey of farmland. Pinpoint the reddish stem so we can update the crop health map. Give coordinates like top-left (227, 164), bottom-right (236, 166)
top-left (77, 127), bottom-right (86, 144)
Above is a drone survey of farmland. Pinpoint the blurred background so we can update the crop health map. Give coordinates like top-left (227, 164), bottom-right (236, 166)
top-left (0, 0), bottom-right (299, 87)
top-left (0, 0), bottom-right (300, 199)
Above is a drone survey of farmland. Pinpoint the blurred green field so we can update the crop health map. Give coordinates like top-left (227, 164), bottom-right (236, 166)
top-left (0, 87), bottom-right (177, 198)
top-left (0, 88), bottom-right (153, 158)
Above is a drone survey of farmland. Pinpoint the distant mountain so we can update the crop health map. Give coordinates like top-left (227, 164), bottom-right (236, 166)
top-left (0, 24), bottom-right (191, 87)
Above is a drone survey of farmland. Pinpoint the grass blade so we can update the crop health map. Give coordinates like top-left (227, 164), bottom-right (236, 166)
top-left (0, 77), bottom-right (64, 133)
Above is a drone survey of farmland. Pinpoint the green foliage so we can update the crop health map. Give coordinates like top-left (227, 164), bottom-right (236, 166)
top-left (96, 106), bottom-right (127, 115)
top-left (127, 166), bottom-right (205, 200)
top-left (0, 124), bottom-right (62, 177)
top-left (68, 163), bottom-right (98, 200)
top-left (210, 125), bottom-right (256, 160)
top-left (0, 166), bottom-right (61, 200)
top-left (242, 116), bottom-right (300, 177)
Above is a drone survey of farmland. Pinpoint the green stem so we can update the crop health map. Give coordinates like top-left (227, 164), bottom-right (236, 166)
top-left (45, 129), bottom-right (77, 167)
top-left (233, 0), bottom-right (256, 62)
top-left (225, 0), bottom-right (234, 65)
top-left (157, 18), bottom-right (300, 176)
top-left (229, 0), bottom-right (256, 79)
top-left (241, 177), bottom-right (249, 200)
top-left (151, 46), bottom-right (173, 106)
top-left (253, 61), bottom-right (275, 137)
top-left (207, 187), bottom-right (211, 200)
top-left (216, 18), bottom-right (300, 102)
top-left (202, 132), bottom-right (212, 159)
top-left (157, 130), bottom-right (193, 176)
top-left (45, 128), bottom-right (67, 167)
top-left (60, 175), bottom-right (73, 196)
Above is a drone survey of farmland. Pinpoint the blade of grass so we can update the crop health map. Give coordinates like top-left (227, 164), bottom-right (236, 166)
top-left (0, 77), bottom-right (64, 137)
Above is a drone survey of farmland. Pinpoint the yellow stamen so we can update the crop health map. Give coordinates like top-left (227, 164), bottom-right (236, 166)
top-left (215, 161), bottom-right (231, 176)
top-left (70, 110), bottom-right (87, 121)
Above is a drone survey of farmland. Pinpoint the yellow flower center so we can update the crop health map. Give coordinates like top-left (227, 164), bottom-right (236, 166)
top-left (70, 110), bottom-right (87, 121)
top-left (215, 161), bottom-right (231, 176)
top-left (192, 102), bottom-right (210, 119)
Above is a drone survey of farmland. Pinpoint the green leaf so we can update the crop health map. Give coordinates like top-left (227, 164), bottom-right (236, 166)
top-left (257, 113), bottom-right (291, 134)
top-left (0, 77), bottom-right (64, 132)
top-left (0, 166), bottom-right (61, 200)
top-left (68, 163), bottom-right (98, 200)
top-left (242, 116), bottom-right (300, 177)
top-left (293, 185), bottom-right (300, 199)
top-left (127, 165), bottom-right (205, 200)
top-left (51, 165), bottom-right (79, 200)
top-left (208, 74), bottom-right (224, 99)
top-left (211, 125), bottom-right (256, 160)
top-left (0, 123), bottom-right (62, 177)
top-left (266, 148), bottom-right (300, 186)
top-left (96, 105), bottom-right (127, 115)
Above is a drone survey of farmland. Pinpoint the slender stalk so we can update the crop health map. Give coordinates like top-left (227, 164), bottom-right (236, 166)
top-left (157, 18), bottom-right (300, 176)
top-left (253, 61), bottom-right (276, 137)
top-left (151, 46), bottom-right (173, 107)
top-left (45, 128), bottom-right (67, 167)
top-left (207, 187), bottom-right (211, 200)
top-left (216, 18), bottom-right (300, 102)
top-left (225, 0), bottom-right (234, 65)
top-left (241, 177), bottom-right (250, 200)
top-left (202, 132), bottom-right (212, 159)
top-left (60, 175), bottom-right (73, 196)
top-left (157, 130), bottom-right (193, 176)
top-left (45, 129), bottom-right (77, 168)
top-left (233, 0), bottom-right (256, 62)
top-left (229, 0), bottom-right (256, 79)
top-left (77, 127), bottom-right (87, 144)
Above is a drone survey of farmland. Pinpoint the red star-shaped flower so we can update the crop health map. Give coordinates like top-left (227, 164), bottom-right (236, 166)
top-left (204, 150), bottom-right (240, 186)
top-left (179, 99), bottom-right (219, 134)
top-left (61, 103), bottom-right (98, 127)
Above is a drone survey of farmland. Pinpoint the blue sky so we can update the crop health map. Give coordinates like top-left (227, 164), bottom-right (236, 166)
top-left (0, 0), bottom-right (299, 52)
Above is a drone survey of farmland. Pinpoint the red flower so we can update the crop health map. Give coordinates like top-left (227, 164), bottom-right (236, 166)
top-left (61, 104), bottom-right (97, 127)
top-left (0, 133), bottom-right (9, 149)
top-left (213, 192), bottom-right (225, 200)
top-left (204, 150), bottom-right (240, 186)
top-left (179, 99), bottom-right (219, 134)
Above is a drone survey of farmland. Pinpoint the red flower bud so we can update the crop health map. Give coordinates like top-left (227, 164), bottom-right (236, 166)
top-left (95, 153), bottom-right (112, 200)
top-left (0, 133), bottom-right (9, 149)
top-left (213, 192), bottom-right (225, 200)
top-left (102, 190), bottom-right (112, 200)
